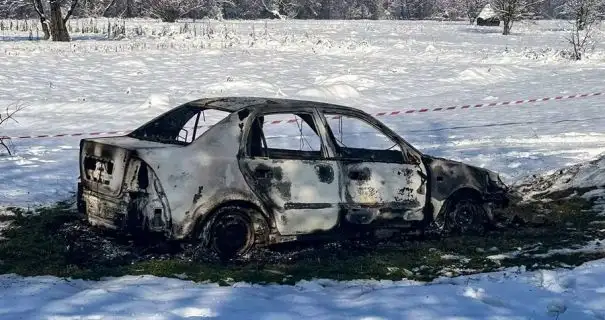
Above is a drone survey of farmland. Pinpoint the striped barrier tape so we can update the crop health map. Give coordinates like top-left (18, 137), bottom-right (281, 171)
top-left (0, 91), bottom-right (602, 140)
top-left (0, 130), bottom-right (132, 140)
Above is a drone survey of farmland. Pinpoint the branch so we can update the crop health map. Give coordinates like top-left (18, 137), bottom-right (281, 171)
top-left (102, 0), bottom-right (119, 17)
top-left (0, 138), bottom-right (11, 156)
top-left (31, 0), bottom-right (47, 20)
top-left (179, 3), bottom-right (207, 17)
top-left (0, 104), bottom-right (25, 127)
top-left (0, 103), bottom-right (25, 157)
top-left (260, 0), bottom-right (284, 19)
top-left (64, 0), bottom-right (79, 23)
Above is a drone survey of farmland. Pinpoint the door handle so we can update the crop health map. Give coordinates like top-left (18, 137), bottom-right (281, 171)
top-left (254, 167), bottom-right (272, 179)
top-left (348, 168), bottom-right (370, 181)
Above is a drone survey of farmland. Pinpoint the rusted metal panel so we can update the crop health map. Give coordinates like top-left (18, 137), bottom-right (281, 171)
top-left (78, 97), bottom-right (510, 247)
top-left (341, 162), bottom-right (427, 223)
top-left (135, 112), bottom-right (262, 239)
top-left (242, 158), bottom-right (341, 235)
top-left (423, 155), bottom-right (506, 218)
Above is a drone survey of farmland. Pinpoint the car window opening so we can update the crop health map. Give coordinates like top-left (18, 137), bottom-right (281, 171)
top-left (248, 113), bottom-right (322, 160)
top-left (323, 113), bottom-right (405, 163)
top-left (128, 105), bottom-right (230, 145)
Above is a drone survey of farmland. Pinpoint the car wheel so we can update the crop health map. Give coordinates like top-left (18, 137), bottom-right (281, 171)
top-left (439, 199), bottom-right (490, 235)
top-left (200, 205), bottom-right (268, 260)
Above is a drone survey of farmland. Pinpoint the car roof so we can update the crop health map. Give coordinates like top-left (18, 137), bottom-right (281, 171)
top-left (183, 96), bottom-right (362, 113)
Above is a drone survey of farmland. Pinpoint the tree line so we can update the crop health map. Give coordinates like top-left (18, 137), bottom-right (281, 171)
top-left (0, 0), bottom-right (603, 41)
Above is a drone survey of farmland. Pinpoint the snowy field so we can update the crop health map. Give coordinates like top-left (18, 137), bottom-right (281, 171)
top-left (0, 18), bottom-right (604, 206)
top-left (1, 18), bottom-right (605, 319)
top-left (2, 260), bottom-right (605, 319)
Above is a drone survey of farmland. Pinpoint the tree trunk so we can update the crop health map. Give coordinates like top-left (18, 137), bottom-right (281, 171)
top-left (502, 17), bottom-right (511, 35)
top-left (33, 0), bottom-right (51, 40)
top-left (319, 0), bottom-right (331, 19)
top-left (49, 1), bottom-right (70, 41)
top-left (577, 6), bottom-right (586, 31)
top-left (125, 0), bottom-right (134, 18)
top-left (40, 18), bottom-right (51, 40)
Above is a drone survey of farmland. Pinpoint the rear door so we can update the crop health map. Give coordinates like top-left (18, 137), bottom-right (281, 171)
top-left (239, 109), bottom-right (342, 235)
top-left (320, 111), bottom-right (427, 223)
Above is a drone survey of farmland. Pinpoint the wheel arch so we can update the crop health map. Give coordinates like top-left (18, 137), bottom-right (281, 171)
top-left (435, 186), bottom-right (484, 218)
top-left (193, 199), bottom-right (268, 237)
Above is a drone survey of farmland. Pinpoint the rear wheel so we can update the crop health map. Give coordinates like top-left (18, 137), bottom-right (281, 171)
top-left (199, 205), bottom-right (268, 260)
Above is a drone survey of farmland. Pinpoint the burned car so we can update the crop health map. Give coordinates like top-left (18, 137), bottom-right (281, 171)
top-left (78, 97), bottom-right (509, 258)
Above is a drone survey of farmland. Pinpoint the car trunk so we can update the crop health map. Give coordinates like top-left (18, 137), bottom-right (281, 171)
top-left (79, 136), bottom-right (172, 198)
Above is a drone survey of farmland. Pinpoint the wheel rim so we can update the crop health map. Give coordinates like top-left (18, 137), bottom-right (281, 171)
top-left (451, 201), bottom-right (485, 234)
top-left (211, 212), bottom-right (253, 258)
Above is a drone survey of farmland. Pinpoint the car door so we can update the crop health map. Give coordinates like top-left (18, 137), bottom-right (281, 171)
top-left (239, 109), bottom-right (342, 235)
top-left (320, 111), bottom-right (428, 224)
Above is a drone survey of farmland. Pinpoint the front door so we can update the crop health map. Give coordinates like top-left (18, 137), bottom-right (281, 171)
top-left (321, 112), bottom-right (427, 223)
top-left (241, 111), bottom-right (341, 235)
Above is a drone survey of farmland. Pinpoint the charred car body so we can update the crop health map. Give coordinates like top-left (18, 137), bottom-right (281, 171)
top-left (78, 97), bottom-right (509, 258)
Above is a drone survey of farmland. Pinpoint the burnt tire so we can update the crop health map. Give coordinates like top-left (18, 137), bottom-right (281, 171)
top-left (438, 199), bottom-right (491, 236)
top-left (200, 205), bottom-right (268, 260)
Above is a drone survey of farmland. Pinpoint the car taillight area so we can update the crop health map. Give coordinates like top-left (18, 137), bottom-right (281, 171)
top-left (83, 155), bottom-right (115, 185)
top-left (78, 138), bottom-right (172, 233)
top-left (79, 139), bottom-right (130, 197)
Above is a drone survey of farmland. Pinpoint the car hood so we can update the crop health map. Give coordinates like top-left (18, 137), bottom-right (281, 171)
top-left (421, 154), bottom-right (506, 201)
top-left (422, 155), bottom-right (497, 176)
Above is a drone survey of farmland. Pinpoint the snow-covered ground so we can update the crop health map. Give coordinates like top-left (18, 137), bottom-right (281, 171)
top-left (1, 19), bottom-right (605, 206)
top-left (1, 18), bottom-right (605, 319)
top-left (2, 259), bottom-right (605, 319)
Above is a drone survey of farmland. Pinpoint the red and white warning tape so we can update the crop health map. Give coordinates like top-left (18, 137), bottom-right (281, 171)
top-left (0, 130), bottom-right (132, 140)
top-left (372, 92), bottom-right (603, 117)
top-left (0, 91), bottom-right (602, 140)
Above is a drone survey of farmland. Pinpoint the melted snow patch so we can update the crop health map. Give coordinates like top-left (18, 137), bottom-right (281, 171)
top-left (533, 240), bottom-right (605, 258)
top-left (515, 154), bottom-right (605, 203)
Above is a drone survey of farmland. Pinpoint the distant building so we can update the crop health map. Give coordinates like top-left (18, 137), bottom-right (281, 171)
top-left (476, 4), bottom-right (500, 27)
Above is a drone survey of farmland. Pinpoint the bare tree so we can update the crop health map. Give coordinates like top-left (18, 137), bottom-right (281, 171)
top-left (567, 17), bottom-right (596, 59)
top-left (460, 0), bottom-right (488, 23)
top-left (490, 0), bottom-right (542, 34)
top-left (562, 0), bottom-right (603, 59)
top-left (75, 0), bottom-right (114, 16)
top-left (0, 0), bottom-right (34, 18)
top-left (0, 104), bottom-right (25, 156)
top-left (146, 0), bottom-right (205, 22)
top-left (32, 0), bottom-right (50, 39)
top-left (560, 0), bottom-right (603, 30)
top-left (32, 0), bottom-right (79, 41)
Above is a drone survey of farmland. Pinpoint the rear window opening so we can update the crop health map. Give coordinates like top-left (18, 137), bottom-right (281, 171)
top-left (128, 105), bottom-right (230, 145)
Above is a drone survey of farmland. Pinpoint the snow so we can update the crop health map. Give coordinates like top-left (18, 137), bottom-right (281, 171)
top-left (478, 4), bottom-right (499, 20)
top-left (533, 239), bottom-right (605, 258)
top-left (1, 18), bottom-right (605, 318)
top-left (0, 19), bottom-right (604, 206)
top-left (2, 260), bottom-right (605, 319)
top-left (514, 151), bottom-right (605, 214)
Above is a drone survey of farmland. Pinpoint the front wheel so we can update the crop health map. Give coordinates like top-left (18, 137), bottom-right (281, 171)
top-left (436, 199), bottom-right (491, 236)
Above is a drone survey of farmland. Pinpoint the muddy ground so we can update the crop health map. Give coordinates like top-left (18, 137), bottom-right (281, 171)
top-left (1, 181), bottom-right (604, 284)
